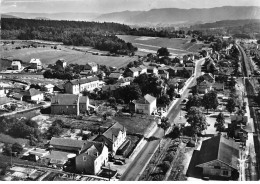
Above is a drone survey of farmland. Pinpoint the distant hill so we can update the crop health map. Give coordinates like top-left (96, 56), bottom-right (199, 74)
top-left (4, 12), bottom-right (100, 21)
top-left (5, 6), bottom-right (260, 26)
top-left (1, 14), bottom-right (20, 19)
top-left (191, 19), bottom-right (260, 29)
top-left (95, 6), bottom-right (260, 26)
top-left (94, 10), bottom-right (142, 24)
top-left (35, 17), bottom-right (50, 20)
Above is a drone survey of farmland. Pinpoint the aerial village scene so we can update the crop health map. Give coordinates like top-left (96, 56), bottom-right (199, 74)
top-left (0, 0), bottom-right (260, 181)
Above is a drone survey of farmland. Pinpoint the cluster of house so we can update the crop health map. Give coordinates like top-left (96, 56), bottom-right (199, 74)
top-left (11, 58), bottom-right (42, 71)
top-left (26, 122), bottom-right (127, 175)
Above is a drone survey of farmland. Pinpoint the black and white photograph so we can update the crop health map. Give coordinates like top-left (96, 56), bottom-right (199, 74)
top-left (0, 0), bottom-right (260, 181)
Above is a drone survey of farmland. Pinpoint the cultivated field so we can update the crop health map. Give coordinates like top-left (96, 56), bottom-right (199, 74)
top-left (1, 42), bottom-right (138, 68)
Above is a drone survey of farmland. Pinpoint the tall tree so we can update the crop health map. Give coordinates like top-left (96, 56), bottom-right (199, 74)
top-left (12, 143), bottom-right (23, 154)
top-left (214, 112), bottom-right (226, 133)
top-left (226, 98), bottom-right (236, 115)
top-left (157, 47), bottom-right (170, 56)
top-left (196, 75), bottom-right (204, 85)
top-left (185, 107), bottom-right (207, 136)
top-left (186, 94), bottom-right (202, 111)
top-left (202, 90), bottom-right (219, 113)
top-left (160, 117), bottom-right (171, 135)
top-left (158, 94), bottom-right (171, 106)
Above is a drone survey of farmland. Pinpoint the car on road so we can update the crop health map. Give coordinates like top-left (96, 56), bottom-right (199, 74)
top-left (114, 160), bottom-right (125, 165)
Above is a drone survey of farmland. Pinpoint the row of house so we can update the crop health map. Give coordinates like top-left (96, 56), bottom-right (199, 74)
top-left (114, 63), bottom-right (195, 80)
top-left (33, 122), bottom-right (127, 175)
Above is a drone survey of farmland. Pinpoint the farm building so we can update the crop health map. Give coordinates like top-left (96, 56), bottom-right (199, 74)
top-left (196, 135), bottom-right (239, 180)
top-left (23, 88), bottom-right (44, 103)
top-left (51, 94), bottom-right (89, 115)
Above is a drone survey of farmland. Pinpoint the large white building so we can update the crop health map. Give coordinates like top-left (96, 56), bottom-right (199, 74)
top-left (64, 77), bottom-right (100, 94)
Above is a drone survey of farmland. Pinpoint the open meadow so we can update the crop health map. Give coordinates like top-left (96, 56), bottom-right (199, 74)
top-left (1, 41), bottom-right (138, 68)
top-left (117, 35), bottom-right (203, 56)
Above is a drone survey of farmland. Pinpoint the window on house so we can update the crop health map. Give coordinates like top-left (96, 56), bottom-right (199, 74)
top-left (214, 166), bottom-right (220, 169)
top-left (83, 156), bottom-right (87, 161)
top-left (66, 106), bottom-right (68, 108)
top-left (222, 170), bottom-right (228, 176)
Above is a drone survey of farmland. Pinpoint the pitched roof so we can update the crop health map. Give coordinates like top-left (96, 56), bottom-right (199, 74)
top-left (50, 137), bottom-right (86, 150)
top-left (109, 73), bottom-right (122, 79)
top-left (80, 141), bottom-right (104, 155)
top-left (102, 122), bottom-right (126, 142)
top-left (134, 94), bottom-right (156, 104)
top-left (86, 62), bottom-right (97, 67)
top-left (24, 88), bottom-right (43, 97)
top-left (11, 61), bottom-right (21, 65)
top-left (197, 135), bottom-right (239, 169)
top-left (12, 93), bottom-right (24, 99)
top-left (137, 65), bottom-right (147, 70)
top-left (54, 84), bottom-right (64, 90)
top-left (51, 94), bottom-right (79, 105)
top-left (147, 66), bottom-right (157, 70)
top-left (68, 77), bottom-right (99, 85)
top-left (129, 67), bottom-right (139, 73)
top-left (203, 73), bottom-right (214, 80)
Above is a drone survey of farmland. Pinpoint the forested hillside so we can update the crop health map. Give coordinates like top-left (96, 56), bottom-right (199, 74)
top-left (1, 18), bottom-right (137, 55)
top-left (190, 19), bottom-right (260, 39)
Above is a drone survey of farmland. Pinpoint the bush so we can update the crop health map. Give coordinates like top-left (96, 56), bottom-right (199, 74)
top-left (163, 152), bottom-right (175, 162)
top-left (158, 161), bottom-right (171, 174)
top-left (12, 142), bottom-right (23, 154)
top-left (3, 143), bottom-right (12, 156)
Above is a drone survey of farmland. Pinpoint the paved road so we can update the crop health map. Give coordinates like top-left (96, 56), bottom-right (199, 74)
top-left (120, 58), bottom-right (205, 181)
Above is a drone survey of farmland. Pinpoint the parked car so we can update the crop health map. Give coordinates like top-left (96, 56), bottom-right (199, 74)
top-left (114, 160), bottom-right (124, 165)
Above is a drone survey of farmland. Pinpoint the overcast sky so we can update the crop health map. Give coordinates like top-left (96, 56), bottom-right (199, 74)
top-left (1, 0), bottom-right (260, 13)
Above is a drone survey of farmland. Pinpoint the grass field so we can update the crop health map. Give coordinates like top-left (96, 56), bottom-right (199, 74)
top-left (113, 115), bottom-right (154, 134)
top-left (0, 133), bottom-right (29, 145)
top-left (117, 35), bottom-right (204, 56)
top-left (1, 42), bottom-right (137, 68)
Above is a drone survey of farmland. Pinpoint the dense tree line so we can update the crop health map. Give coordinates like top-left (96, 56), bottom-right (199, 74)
top-left (1, 18), bottom-right (137, 55)
top-left (128, 27), bottom-right (186, 38)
